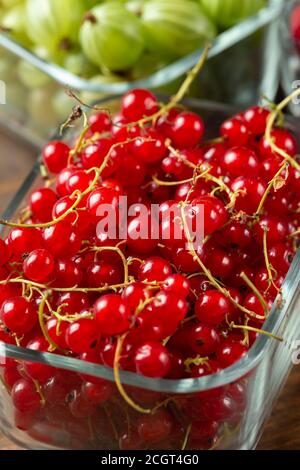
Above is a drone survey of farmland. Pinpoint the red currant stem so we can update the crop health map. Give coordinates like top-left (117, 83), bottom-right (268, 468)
top-left (205, 173), bottom-right (237, 208)
top-left (18, 207), bottom-right (32, 224)
top-left (69, 120), bottom-right (90, 155)
top-left (0, 374), bottom-right (10, 394)
top-left (12, 333), bottom-right (22, 347)
top-left (184, 355), bottom-right (209, 373)
top-left (203, 136), bottom-right (225, 145)
top-left (92, 246), bottom-right (129, 284)
top-left (37, 290), bottom-right (63, 352)
top-left (0, 189), bottom-right (82, 229)
top-left (52, 302), bottom-right (93, 324)
top-left (87, 415), bottom-right (95, 443)
top-left (254, 162), bottom-right (289, 218)
top-left (265, 89), bottom-right (300, 173)
top-left (166, 144), bottom-right (197, 169)
top-left (163, 314), bottom-right (198, 346)
top-left (179, 203), bottom-right (263, 319)
top-left (0, 138), bottom-right (142, 229)
top-left (181, 314), bottom-right (197, 324)
top-left (127, 256), bottom-right (143, 266)
top-left (113, 334), bottom-right (152, 414)
top-left (289, 227), bottom-right (300, 238)
top-left (181, 423), bottom-right (192, 451)
top-left (0, 277), bottom-right (163, 297)
top-left (39, 163), bottom-right (49, 180)
top-left (32, 379), bottom-right (46, 407)
top-left (129, 45), bottom-right (210, 129)
top-left (229, 322), bottom-right (283, 342)
top-left (239, 271), bottom-right (269, 314)
top-left (152, 167), bottom-right (211, 186)
top-left (241, 316), bottom-right (250, 347)
top-left (262, 228), bottom-right (280, 294)
top-left (133, 297), bottom-right (156, 322)
top-left (103, 404), bottom-right (119, 441)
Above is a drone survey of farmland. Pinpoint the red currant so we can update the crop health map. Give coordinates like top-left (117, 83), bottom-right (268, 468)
top-left (23, 249), bottom-right (55, 283)
top-left (0, 297), bottom-right (37, 334)
top-left (121, 89), bottom-right (158, 121)
top-left (170, 112), bottom-right (205, 148)
top-left (42, 141), bottom-right (70, 174)
top-left (93, 294), bottom-right (131, 336)
top-left (11, 379), bottom-right (41, 413)
top-left (134, 341), bottom-right (170, 378)
top-left (195, 290), bottom-right (232, 325)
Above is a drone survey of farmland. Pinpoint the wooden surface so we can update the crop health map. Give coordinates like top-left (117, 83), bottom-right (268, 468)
top-left (0, 130), bottom-right (300, 450)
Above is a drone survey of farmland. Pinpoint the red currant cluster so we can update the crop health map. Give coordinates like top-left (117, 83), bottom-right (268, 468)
top-left (0, 85), bottom-right (299, 450)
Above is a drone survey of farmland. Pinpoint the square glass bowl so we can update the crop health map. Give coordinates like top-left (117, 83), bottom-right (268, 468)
top-left (0, 0), bottom-right (284, 146)
top-left (0, 97), bottom-right (299, 451)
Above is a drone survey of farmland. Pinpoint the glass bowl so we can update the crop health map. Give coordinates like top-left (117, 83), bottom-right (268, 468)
top-left (279, 0), bottom-right (300, 117)
top-left (0, 0), bottom-right (284, 145)
top-left (0, 97), bottom-right (299, 451)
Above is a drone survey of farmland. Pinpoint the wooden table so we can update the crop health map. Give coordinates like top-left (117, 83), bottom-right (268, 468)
top-left (0, 130), bottom-right (299, 451)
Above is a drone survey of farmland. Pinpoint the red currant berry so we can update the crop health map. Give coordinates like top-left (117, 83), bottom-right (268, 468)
top-left (121, 282), bottom-right (148, 312)
top-left (81, 139), bottom-right (118, 177)
top-left (53, 259), bottom-right (83, 288)
top-left (222, 221), bottom-right (252, 249)
top-left (88, 112), bottom-right (111, 133)
top-left (87, 261), bottom-right (123, 288)
top-left (0, 238), bottom-right (11, 265)
top-left (43, 221), bottom-right (82, 258)
top-left (7, 228), bottom-right (43, 258)
top-left (134, 342), bottom-right (170, 378)
top-left (138, 256), bottom-right (172, 283)
top-left (65, 319), bottom-right (100, 354)
top-left (42, 141), bottom-right (70, 174)
top-left (220, 117), bottom-right (250, 146)
top-left (30, 188), bottom-right (57, 223)
top-left (170, 112), bottom-right (205, 148)
top-left (3, 366), bottom-right (21, 389)
top-left (221, 146), bottom-right (260, 177)
top-left (189, 324), bottom-right (220, 356)
top-left (195, 290), bottom-right (232, 325)
top-left (69, 390), bottom-right (96, 418)
top-left (127, 214), bottom-right (158, 254)
top-left (57, 291), bottom-right (90, 315)
top-left (193, 195), bottom-right (228, 236)
top-left (254, 216), bottom-right (288, 245)
top-left (255, 268), bottom-right (284, 298)
top-left (81, 381), bottom-right (112, 405)
top-left (121, 89), bottom-right (158, 121)
top-left (117, 154), bottom-right (146, 187)
top-left (137, 409), bottom-right (172, 444)
top-left (24, 336), bottom-right (54, 383)
top-left (87, 186), bottom-right (120, 218)
top-left (259, 129), bottom-right (298, 159)
top-left (23, 249), bottom-right (55, 283)
top-left (0, 297), bottom-right (37, 334)
top-left (242, 106), bottom-right (270, 135)
top-left (55, 166), bottom-right (76, 197)
top-left (132, 130), bottom-right (167, 164)
top-left (268, 243), bottom-right (294, 274)
top-left (217, 339), bottom-right (247, 368)
top-left (163, 274), bottom-right (190, 298)
top-left (11, 379), bottom-right (41, 413)
top-left (231, 176), bottom-right (267, 214)
top-left (93, 294), bottom-right (131, 336)
top-left (46, 317), bottom-right (68, 350)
